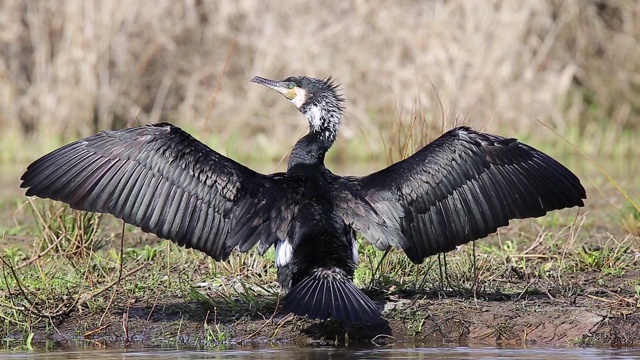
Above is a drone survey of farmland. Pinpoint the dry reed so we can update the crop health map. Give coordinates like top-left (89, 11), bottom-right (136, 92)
top-left (0, 0), bottom-right (638, 163)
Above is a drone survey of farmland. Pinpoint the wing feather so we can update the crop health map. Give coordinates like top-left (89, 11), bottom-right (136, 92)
top-left (21, 123), bottom-right (293, 261)
top-left (346, 126), bottom-right (585, 263)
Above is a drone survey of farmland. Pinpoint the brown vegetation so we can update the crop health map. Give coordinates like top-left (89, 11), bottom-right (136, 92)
top-left (1, 0), bottom-right (638, 164)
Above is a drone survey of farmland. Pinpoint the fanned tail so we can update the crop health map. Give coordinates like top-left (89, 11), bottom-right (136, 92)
top-left (282, 269), bottom-right (381, 323)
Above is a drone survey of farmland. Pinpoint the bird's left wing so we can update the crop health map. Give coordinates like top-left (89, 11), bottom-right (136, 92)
top-left (20, 123), bottom-right (294, 260)
top-left (340, 127), bottom-right (586, 264)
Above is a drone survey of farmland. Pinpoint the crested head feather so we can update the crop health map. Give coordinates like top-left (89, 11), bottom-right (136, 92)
top-left (295, 76), bottom-right (344, 142)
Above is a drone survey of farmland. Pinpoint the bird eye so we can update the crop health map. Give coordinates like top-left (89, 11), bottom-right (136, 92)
top-left (288, 83), bottom-right (295, 89)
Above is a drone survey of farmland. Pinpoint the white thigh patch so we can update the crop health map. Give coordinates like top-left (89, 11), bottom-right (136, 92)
top-left (275, 240), bottom-right (293, 267)
top-left (352, 238), bottom-right (359, 264)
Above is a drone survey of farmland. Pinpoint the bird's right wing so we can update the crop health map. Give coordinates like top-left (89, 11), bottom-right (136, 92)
top-left (344, 127), bottom-right (586, 264)
top-left (20, 123), bottom-right (292, 260)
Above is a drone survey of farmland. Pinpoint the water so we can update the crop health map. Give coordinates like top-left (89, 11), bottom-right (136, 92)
top-left (2, 346), bottom-right (640, 359)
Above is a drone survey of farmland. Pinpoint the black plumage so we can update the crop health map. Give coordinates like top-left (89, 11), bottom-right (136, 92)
top-left (21, 75), bottom-right (586, 323)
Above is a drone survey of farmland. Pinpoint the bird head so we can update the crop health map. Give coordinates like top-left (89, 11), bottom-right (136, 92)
top-left (251, 75), bottom-right (342, 110)
top-left (251, 75), bottom-right (344, 141)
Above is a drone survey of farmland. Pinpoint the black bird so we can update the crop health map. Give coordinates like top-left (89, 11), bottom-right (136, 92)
top-left (20, 75), bottom-right (586, 323)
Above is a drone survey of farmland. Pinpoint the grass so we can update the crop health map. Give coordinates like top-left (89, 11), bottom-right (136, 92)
top-left (621, 200), bottom-right (640, 237)
top-left (0, 188), bottom-right (638, 347)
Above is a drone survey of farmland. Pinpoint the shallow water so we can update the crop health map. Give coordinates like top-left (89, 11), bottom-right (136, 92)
top-left (2, 346), bottom-right (640, 359)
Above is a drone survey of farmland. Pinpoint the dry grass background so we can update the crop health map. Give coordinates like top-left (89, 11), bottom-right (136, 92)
top-left (0, 0), bottom-right (638, 166)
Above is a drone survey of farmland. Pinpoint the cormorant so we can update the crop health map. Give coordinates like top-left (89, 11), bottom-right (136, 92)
top-left (20, 75), bottom-right (586, 323)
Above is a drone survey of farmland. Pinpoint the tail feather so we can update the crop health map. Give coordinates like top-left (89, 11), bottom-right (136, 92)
top-left (282, 269), bottom-right (381, 323)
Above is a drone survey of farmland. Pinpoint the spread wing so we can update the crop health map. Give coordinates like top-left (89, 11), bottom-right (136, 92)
top-left (344, 126), bottom-right (586, 264)
top-left (20, 122), bottom-right (295, 260)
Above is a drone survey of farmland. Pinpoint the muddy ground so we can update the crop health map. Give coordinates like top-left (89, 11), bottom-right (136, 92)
top-left (15, 271), bottom-right (640, 349)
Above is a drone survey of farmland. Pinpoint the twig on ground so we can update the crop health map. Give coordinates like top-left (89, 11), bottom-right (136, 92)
top-left (239, 294), bottom-right (282, 342)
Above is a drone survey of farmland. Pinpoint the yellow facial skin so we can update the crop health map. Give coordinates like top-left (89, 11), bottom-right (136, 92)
top-left (283, 88), bottom-right (296, 100)
top-left (273, 84), bottom-right (298, 102)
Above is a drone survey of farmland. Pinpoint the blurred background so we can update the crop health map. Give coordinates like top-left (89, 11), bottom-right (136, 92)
top-left (0, 0), bottom-right (638, 217)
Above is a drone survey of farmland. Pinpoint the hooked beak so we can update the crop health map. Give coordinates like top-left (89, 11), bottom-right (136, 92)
top-left (251, 76), bottom-right (295, 100)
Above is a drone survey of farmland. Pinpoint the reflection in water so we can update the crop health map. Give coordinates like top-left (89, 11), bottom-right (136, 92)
top-left (2, 346), bottom-right (640, 359)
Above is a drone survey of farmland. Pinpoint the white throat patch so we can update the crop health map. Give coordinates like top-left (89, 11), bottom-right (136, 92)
top-left (290, 87), bottom-right (307, 108)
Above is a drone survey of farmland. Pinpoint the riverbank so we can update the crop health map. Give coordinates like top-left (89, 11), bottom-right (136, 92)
top-left (2, 207), bottom-right (638, 349)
